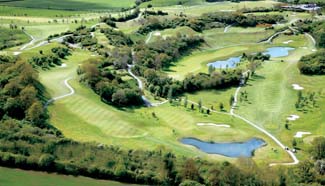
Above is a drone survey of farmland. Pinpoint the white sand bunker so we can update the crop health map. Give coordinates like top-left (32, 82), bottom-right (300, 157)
top-left (312, 49), bottom-right (317, 52)
top-left (292, 84), bottom-right (304, 90)
top-left (60, 64), bottom-right (67, 68)
top-left (154, 32), bottom-right (161, 36)
top-left (300, 47), bottom-right (308, 49)
top-left (287, 115), bottom-right (300, 121)
top-left (197, 123), bottom-right (230, 128)
top-left (13, 51), bottom-right (21, 56)
top-left (294, 131), bottom-right (311, 138)
top-left (283, 40), bottom-right (293, 44)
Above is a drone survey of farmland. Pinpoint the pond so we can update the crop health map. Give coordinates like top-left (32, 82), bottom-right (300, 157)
top-left (181, 137), bottom-right (266, 157)
top-left (262, 47), bottom-right (295, 58)
top-left (207, 47), bottom-right (295, 69)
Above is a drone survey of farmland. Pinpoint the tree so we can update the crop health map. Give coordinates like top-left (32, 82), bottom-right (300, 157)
top-left (207, 109), bottom-right (210, 115)
top-left (191, 104), bottom-right (194, 110)
top-left (219, 102), bottom-right (224, 111)
top-left (26, 101), bottom-right (45, 127)
top-left (208, 65), bottom-right (215, 74)
top-left (295, 160), bottom-right (315, 183)
top-left (292, 138), bottom-right (297, 148)
top-left (310, 136), bottom-right (325, 160)
top-left (182, 159), bottom-right (201, 182)
top-left (229, 95), bottom-right (235, 107)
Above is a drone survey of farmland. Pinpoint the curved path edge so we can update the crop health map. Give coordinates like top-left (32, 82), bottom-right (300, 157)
top-left (231, 85), bottom-right (299, 166)
top-left (45, 78), bottom-right (75, 107)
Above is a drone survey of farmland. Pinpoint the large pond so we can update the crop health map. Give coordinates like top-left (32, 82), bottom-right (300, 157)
top-left (207, 47), bottom-right (294, 69)
top-left (181, 137), bottom-right (266, 157)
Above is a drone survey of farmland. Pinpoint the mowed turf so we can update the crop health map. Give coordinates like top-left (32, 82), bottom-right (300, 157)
top-left (38, 50), bottom-right (290, 165)
top-left (235, 34), bottom-right (324, 159)
top-left (0, 167), bottom-right (140, 186)
top-left (0, 0), bottom-right (135, 11)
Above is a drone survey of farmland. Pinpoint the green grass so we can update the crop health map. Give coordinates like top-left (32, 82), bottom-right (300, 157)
top-left (0, 0), bottom-right (135, 11)
top-left (0, 167), bottom-right (139, 186)
top-left (36, 49), bottom-right (291, 165)
top-left (235, 33), bottom-right (324, 160)
top-left (165, 44), bottom-right (268, 80)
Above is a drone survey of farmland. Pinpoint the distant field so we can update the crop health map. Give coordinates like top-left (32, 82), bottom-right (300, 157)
top-left (0, 167), bottom-right (139, 186)
top-left (0, 0), bottom-right (135, 11)
top-left (0, 5), bottom-right (85, 17)
top-left (0, 26), bottom-right (29, 50)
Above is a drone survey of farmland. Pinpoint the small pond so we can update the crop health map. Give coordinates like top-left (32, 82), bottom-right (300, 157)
top-left (207, 47), bottom-right (295, 69)
top-left (181, 137), bottom-right (266, 157)
top-left (262, 47), bottom-right (295, 58)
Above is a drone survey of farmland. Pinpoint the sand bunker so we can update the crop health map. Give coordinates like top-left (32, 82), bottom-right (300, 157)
top-left (197, 123), bottom-right (230, 128)
top-left (283, 40), bottom-right (293, 44)
top-left (13, 51), bottom-right (21, 56)
top-left (294, 131), bottom-right (311, 138)
top-left (287, 115), bottom-right (300, 121)
top-left (60, 64), bottom-right (67, 68)
top-left (292, 84), bottom-right (304, 90)
top-left (154, 32), bottom-right (161, 36)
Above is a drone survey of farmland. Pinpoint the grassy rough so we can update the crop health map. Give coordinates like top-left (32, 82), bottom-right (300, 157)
top-left (0, 167), bottom-right (139, 186)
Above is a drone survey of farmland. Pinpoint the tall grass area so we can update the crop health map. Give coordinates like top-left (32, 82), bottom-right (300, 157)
top-left (0, 26), bottom-right (29, 50)
top-left (0, 0), bottom-right (135, 11)
top-left (0, 167), bottom-right (139, 186)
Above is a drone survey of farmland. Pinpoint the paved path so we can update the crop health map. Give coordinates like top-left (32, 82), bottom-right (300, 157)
top-left (127, 64), bottom-right (152, 107)
top-left (224, 25), bottom-right (232, 33)
top-left (20, 30), bottom-right (37, 50)
top-left (45, 78), bottom-right (75, 107)
top-left (145, 32), bottom-right (153, 44)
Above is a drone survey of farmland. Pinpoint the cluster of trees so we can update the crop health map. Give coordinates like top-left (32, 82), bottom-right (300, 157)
top-left (295, 91), bottom-right (318, 111)
top-left (297, 20), bottom-right (325, 48)
top-left (298, 50), bottom-right (325, 75)
top-left (137, 12), bottom-right (284, 34)
top-left (100, 8), bottom-right (140, 27)
top-left (63, 25), bottom-right (97, 47)
top-left (100, 28), bottom-right (133, 46)
top-left (200, 12), bottom-right (284, 28)
top-left (28, 47), bottom-right (70, 69)
top-left (143, 10), bottom-right (168, 17)
top-left (110, 8), bottom-right (140, 22)
top-left (78, 55), bottom-right (143, 107)
top-left (134, 34), bottom-right (204, 69)
top-left (0, 56), bottom-right (48, 127)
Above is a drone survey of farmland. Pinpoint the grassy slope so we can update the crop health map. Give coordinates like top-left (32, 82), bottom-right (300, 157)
top-left (0, 167), bottom-right (139, 186)
top-left (236, 34), bottom-right (324, 160)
